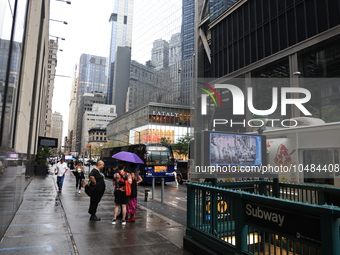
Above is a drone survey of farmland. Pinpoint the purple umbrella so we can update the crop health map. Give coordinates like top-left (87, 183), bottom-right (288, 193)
top-left (112, 151), bottom-right (144, 164)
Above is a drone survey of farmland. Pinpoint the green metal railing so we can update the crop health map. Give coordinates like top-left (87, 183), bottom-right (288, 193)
top-left (185, 182), bottom-right (340, 255)
top-left (215, 180), bottom-right (340, 206)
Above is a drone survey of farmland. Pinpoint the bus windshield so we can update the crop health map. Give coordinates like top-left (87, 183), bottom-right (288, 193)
top-left (146, 146), bottom-right (174, 165)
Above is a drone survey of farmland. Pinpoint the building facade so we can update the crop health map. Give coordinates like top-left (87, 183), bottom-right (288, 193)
top-left (0, 0), bottom-right (50, 240)
top-left (107, 0), bottom-right (134, 105)
top-left (195, 0), bottom-right (340, 133)
top-left (67, 64), bottom-right (79, 153)
top-left (151, 39), bottom-right (169, 70)
top-left (77, 54), bottom-right (108, 103)
top-left (107, 102), bottom-right (192, 146)
top-left (127, 60), bottom-right (162, 111)
top-left (111, 46), bottom-right (131, 116)
top-left (44, 38), bottom-right (59, 137)
top-left (51, 111), bottom-right (63, 154)
top-left (180, 0), bottom-right (195, 106)
top-left (81, 103), bottom-right (116, 155)
top-left (87, 126), bottom-right (108, 159)
top-left (192, 0), bottom-right (340, 190)
top-left (76, 93), bottom-right (106, 153)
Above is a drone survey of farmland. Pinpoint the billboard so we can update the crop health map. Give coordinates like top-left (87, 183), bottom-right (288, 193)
top-left (38, 136), bottom-right (58, 148)
top-left (207, 132), bottom-right (265, 166)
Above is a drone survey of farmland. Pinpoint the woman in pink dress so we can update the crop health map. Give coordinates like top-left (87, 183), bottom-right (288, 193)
top-left (126, 163), bottom-right (143, 222)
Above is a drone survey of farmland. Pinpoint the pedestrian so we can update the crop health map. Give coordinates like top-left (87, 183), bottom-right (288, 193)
top-left (69, 160), bottom-right (75, 176)
top-left (54, 158), bottom-right (69, 193)
top-left (88, 160), bottom-right (106, 221)
top-left (112, 160), bottom-right (132, 225)
top-left (126, 163), bottom-right (143, 222)
top-left (73, 161), bottom-right (85, 194)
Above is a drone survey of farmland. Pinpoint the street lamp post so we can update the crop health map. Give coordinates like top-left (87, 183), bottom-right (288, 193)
top-left (49, 35), bottom-right (65, 40)
top-left (50, 19), bottom-right (68, 25)
top-left (55, 0), bottom-right (71, 4)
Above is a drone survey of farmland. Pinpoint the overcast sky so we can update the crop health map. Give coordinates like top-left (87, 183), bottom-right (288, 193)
top-left (50, 0), bottom-right (182, 142)
top-left (50, 0), bottom-right (112, 139)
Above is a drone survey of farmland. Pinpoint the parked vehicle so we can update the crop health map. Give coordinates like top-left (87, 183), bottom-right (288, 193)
top-left (175, 160), bottom-right (188, 184)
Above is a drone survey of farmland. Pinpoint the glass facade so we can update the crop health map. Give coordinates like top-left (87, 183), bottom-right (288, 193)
top-left (209, 0), bottom-right (340, 78)
top-left (299, 38), bottom-right (340, 123)
top-left (130, 0), bottom-right (193, 107)
top-left (209, 0), bottom-right (239, 21)
top-left (77, 54), bottom-right (108, 102)
top-left (0, 0), bottom-right (30, 239)
top-left (107, 103), bottom-right (192, 146)
top-left (180, 0), bottom-right (195, 106)
top-left (196, 0), bottom-right (340, 187)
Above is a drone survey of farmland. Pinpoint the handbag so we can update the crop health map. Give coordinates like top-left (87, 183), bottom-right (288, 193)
top-left (125, 180), bottom-right (131, 196)
top-left (81, 179), bottom-right (86, 188)
top-left (85, 181), bottom-right (95, 197)
top-left (130, 182), bottom-right (137, 198)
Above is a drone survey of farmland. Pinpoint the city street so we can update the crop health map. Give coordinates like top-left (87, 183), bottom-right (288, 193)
top-left (0, 171), bottom-right (191, 255)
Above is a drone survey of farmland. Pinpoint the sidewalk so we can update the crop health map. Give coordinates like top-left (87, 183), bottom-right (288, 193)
top-left (0, 171), bottom-right (191, 255)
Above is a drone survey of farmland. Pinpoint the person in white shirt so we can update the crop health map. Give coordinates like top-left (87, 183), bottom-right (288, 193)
top-left (54, 159), bottom-right (69, 193)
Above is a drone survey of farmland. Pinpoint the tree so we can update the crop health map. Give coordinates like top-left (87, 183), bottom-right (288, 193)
top-left (172, 134), bottom-right (192, 159)
top-left (91, 143), bottom-right (110, 157)
top-left (159, 137), bottom-right (171, 144)
top-left (36, 146), bottom-right (51, 167)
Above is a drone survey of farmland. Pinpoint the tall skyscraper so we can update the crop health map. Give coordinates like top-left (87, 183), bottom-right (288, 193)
top-left (44, 39), bottom-right (59, 138)
top-left (180, 0), bottom-right (195, 105)
top-left (111, 46), bottom-right (131, 116)
top-left (151, 39), bottom-right (169, 70)
top-left (67, 64), bottom-right (78, 153)
top-left (169, 33), bottom-right (182, 104)
top-left (181, 0), bottom-right (194, 60)
top-left (107, 0), bottom-right (134, 104)
top-left (77, 54), bottom-right (108, 103)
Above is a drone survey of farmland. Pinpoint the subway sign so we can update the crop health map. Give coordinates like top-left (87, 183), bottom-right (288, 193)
top-left (245, 202), bottom-right (320, 244)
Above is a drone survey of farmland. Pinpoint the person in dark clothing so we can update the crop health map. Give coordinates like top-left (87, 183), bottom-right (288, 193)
top-left (88, 160), bottom-right (106, 221)
top-left (112, 161), bottom-right (132, 225)
top-left (73, 161), bottom-right (85, 194)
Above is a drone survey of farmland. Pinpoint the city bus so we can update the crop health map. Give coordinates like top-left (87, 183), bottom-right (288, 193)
top-left (100, 143), bottom-right (176, 183)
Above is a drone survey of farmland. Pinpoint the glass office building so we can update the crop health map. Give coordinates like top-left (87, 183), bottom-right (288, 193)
top-left (130, 0), bottom-right (194, 107)
top-left (77, 54), bottom-right (108, 103)
top-left (196, 0), bottom-right (340, 133)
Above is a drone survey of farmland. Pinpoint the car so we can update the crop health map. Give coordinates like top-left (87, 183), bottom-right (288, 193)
top-left (87, 159), bottom-right (97, 166)
top-left (175, 160), bottom-right (188, 184)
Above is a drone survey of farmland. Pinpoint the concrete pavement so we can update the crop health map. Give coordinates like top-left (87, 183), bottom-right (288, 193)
top-left (0, 170), bottom-right (192, 255)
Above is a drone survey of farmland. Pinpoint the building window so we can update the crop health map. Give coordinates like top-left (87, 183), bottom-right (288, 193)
top-left (111, 13), bottom-right (117, 22)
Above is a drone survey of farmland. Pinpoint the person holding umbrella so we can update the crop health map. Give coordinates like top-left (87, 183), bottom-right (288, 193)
top-left (126, 163), bottom-right (143, 222)
top-left (112, 160), bottom-right (132, 225)
top-left (111, 151), bottom-right (144, 225)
